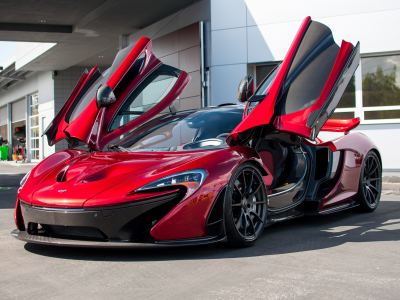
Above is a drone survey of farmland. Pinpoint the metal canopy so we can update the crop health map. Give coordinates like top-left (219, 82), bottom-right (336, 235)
top-left (0, 0), bottom-right (199, 72)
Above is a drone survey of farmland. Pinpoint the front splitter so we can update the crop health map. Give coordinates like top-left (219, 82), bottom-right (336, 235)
top-left (11, 229), bottom-right (226, 248)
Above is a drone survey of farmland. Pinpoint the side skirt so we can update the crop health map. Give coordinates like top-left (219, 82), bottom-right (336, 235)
top-left (317, 201), bottom-right (359, 215)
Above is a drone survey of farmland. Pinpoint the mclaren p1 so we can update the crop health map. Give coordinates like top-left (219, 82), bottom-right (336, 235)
top-left (12, 16), bottom-right (382, 248)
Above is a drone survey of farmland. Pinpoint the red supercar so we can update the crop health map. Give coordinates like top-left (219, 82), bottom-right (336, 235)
top-left (12, 17), bottom-right (382, 248)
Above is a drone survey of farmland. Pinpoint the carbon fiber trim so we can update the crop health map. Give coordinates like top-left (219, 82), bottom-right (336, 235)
top-left (11, 230), bottom-right (225, 248)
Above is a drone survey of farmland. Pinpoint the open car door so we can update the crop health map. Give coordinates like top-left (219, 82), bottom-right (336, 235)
top-left (227, 16), bottom-right (360, 145)
top-left (43, 37), bottom-right (191, 151)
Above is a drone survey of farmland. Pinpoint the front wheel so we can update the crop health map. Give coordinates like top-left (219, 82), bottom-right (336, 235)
top-left (356, 151), bottom-right (382, 212)
top-left (224, 162), bottom-right (268, 247)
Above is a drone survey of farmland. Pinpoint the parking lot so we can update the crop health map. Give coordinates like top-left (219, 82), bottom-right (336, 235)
top-left (1, 162), bottom-right (399, 299)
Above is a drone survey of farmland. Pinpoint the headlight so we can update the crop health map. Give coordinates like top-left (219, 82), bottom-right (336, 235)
top-left (20, 170), bottom-right (32, 188)
top-left (137, 169), bottom-right (207, 201)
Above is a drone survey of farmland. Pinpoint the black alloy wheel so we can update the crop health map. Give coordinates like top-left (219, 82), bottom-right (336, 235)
top-left (356, 151), bottom-right (382, 212)
top-left (224, 162), bottom-right (267, 247)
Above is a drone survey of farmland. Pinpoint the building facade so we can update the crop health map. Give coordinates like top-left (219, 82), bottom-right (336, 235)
top-left (0, 0), bottom-right (399, 170)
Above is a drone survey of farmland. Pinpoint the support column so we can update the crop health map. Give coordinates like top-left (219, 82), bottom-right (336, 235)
top-left (6, 103), bottom-right (12, 160)
top-left (25, 95), bottom-right (31, 162)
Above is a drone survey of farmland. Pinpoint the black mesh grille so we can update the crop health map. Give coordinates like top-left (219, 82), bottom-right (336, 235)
top-left (43, 225), bottom-right (106, 240)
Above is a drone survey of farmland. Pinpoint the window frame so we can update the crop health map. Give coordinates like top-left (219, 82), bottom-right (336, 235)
top-left (335, 52), bottom-right (400, 124)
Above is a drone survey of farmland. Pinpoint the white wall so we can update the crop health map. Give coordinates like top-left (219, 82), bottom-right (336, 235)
top-left (210, 0), bottom-right (400, 170)
top-left (319, 124), bottom-right (400, 171)
top-left (0, 70), bottom-right (56, 160)
top-left (0, 73), bottom-right (38, 108)
top-left (210, 0), bottom-right (400, 106)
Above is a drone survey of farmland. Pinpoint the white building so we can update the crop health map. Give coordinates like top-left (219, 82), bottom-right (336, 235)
top-left (0, 0), bottom-right (399, 170)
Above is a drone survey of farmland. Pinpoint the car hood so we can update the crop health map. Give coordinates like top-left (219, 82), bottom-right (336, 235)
top-left (23, 149), bottom-right (211, 208)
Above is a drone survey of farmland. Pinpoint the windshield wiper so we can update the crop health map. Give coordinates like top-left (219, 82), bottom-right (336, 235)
top-left (107, 144), bottom-right (130, 152)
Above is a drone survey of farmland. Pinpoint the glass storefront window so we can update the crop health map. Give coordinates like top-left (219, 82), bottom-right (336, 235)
top-left (30, 115), bottom-right (39, 127)
top-left (364, 110), bottom-right (400, 120)
top-left (31, 150), bottom-right (39, 160)
top-left (29, 94), bottom-right (40, 161)
top-left (31, 127), bottom-right (39, 138)
top-left (331, 111), bottom-right (355, 119)
top-left (31, 139), bottom-right (39, 149)
top-left (30, 105), bottom-right (39, 116)
top-left (362, 55), bottom-right (400, 107)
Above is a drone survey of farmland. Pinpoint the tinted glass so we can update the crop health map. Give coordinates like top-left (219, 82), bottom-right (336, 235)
top-left (109, 66), bottom-right (179, 132)
top-left (254, 65), bottom-right (280, 96)
top-left (362, 55), bottom-right (400, 107)
top-left (337, 74), bottom-right (356, 108)
top-left (330, 111), bottom-right (354, 119)
top-left (256, 64), bottom-right (278, 87)
top-left (69, 69), bottom-right (109, 123)
top-left (120, 107), bottom-right (244, 152)
top-left (364, 110), bottom-right (400, 120)
top-left (276, 21), bottom-right (339, 115)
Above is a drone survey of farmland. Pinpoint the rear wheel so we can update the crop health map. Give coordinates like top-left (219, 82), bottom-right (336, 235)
top-left (356, 151), bottom-right (382, 212)
top-left (224, 163), bottom-right (267, 247)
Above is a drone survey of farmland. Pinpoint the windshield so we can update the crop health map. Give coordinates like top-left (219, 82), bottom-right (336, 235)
top-left (119, 106), bottom-right (244, 152)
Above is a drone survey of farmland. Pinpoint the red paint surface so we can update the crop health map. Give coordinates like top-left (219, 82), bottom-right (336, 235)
top-left (320, 132), bottom-right (378, 209)
top-left (321, 118), bottom-right (360, 133)
top-left (150, 146), bottom-right (264, 241)
top-left (227, 17), bottom-right (312, 143)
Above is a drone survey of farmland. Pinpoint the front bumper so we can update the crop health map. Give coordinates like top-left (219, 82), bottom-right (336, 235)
top-left (13, 194), bottom-right (226, 248)
top-left (11, 229), bottom-right (225, 248)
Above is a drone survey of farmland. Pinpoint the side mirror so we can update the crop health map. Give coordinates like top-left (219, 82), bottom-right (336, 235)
top-left (237, 75), bottom-right (254, 102)
top-left (96, 84), bottom-right (116, 107)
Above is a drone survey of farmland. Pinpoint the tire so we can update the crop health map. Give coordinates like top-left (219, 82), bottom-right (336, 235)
top-left (224, 162), bottom-right (268, 247)
top-left (356, 151), bottom-right (382, 212)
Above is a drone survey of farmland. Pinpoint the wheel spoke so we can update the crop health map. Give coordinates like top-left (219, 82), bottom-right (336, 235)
top-left (369, 184), bottom-right (379, 194)
top-left (248, 183), bottom-right (262, 197)
top-left (242, 171), bottom-right (247, 193)
top-left (247, 171), bottom-right (254, 194)
top-left (235, 209), bottom-right (244, 229)
top-left (367, 163), bottom-right (378, 176)
top-left (232, 202), bottom-right (242, 207)
top-left (248, 215), bottom-right (256, 235)
top-left (248, 200), bottom-right (267, 205)
top-left (233, 184), bottom-right (243, 198)
top-left (365, 157), bottom-right (371, 174)
top-left (250, 210), bottom-right (264, 223)
top-left (368, 178), bottom-right (381, 182)
top-left (366, 186), bottom-right (375, 204)
top-left (242, 213), bottom-right (247, 236)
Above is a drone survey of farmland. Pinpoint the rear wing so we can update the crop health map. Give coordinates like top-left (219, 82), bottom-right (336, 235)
top-left (320, 117), bottom-right (360, 134)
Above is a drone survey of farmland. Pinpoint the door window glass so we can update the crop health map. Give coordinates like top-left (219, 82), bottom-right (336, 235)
top-left (109, 66), bottom-right (179, 132)
top-left (337, 74), bottom-right (356, 108)
top-left (69, 69), bottom-right (106, 123)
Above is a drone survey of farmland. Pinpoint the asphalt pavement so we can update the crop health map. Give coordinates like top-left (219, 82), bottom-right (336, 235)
top-left (0, 162), bottom-right (400, 299)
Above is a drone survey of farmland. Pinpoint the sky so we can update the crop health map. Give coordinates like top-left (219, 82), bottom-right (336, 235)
top-left (0, 41), bottom-right (18, 67)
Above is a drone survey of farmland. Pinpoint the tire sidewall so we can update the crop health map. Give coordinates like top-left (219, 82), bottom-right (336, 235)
top-left (224, 162), bottom-right (267, 247)
top-left (357, 151), bottom-right (382, 212)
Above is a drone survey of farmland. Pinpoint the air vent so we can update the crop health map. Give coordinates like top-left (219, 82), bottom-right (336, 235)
top-left (55, 163), bottom-right (72, 182)
top-left (43, 224), bottom-right (107, 240)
